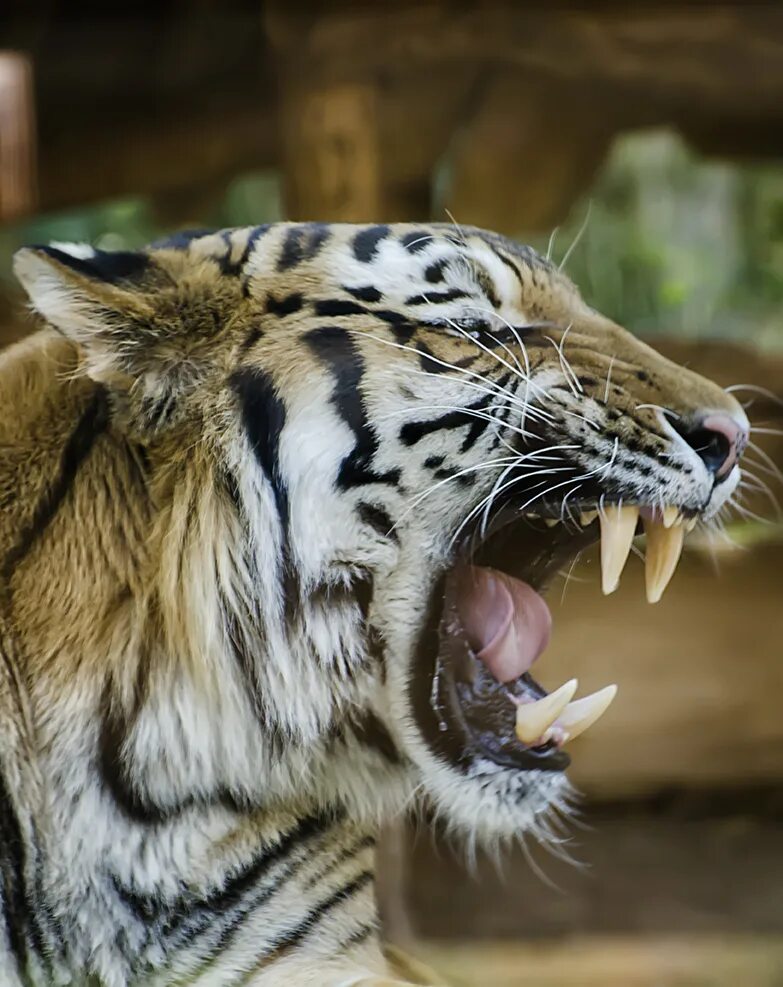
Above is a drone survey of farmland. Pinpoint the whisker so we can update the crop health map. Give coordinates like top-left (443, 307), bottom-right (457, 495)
top-left (546, 226), bottom-right (559, 262)
top-left (745, 442), bottom-right (783, 484)
top-left (603, 356), bottom-right (616, 405)
top-left (749, 427), bottom-right (783, 437)
top-left (558, 200), bottom-right (592, 272)
top-left (636, 403), bottom-right (678, 419)
top-left (725, 383), bottom-right (783, 410)
top-left (361, 328), bottom-right (556, 427)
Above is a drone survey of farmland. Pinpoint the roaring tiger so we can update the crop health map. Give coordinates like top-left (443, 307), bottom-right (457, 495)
top-left (1, 223), bottom-right (747, 986)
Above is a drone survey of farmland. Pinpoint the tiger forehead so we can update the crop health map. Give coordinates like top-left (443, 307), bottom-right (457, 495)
top-left (149, 222), bottom-right (582, 324)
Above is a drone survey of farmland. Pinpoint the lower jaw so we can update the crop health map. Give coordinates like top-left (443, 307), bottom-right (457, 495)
top-left (408, 573), bottom-right (570, 775)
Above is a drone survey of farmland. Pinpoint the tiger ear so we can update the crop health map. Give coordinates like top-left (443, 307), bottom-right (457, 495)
top-left (13, 244), bottom-right (159, 384)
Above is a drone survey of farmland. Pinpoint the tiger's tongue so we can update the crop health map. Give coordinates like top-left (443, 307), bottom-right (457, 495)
top-left (455, 566), bottom-right (552, 683)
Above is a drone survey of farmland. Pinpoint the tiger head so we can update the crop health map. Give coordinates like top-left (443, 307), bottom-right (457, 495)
top-left (13, 224), bottom-right (748, 841)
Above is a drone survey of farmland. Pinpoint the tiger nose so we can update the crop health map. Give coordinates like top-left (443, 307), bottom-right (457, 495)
top-left (680, 413), bottom-right (749, 480)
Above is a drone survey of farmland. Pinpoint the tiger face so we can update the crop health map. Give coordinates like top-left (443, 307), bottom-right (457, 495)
top-left (14, 223), bottom-right (748, 843)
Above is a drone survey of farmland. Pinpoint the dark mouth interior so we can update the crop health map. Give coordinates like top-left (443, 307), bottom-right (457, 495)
top-left (412, 509), bottom-right (602, 774)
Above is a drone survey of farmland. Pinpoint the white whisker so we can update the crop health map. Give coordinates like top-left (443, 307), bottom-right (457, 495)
top-left (558, 200), bottom-right (592, 272)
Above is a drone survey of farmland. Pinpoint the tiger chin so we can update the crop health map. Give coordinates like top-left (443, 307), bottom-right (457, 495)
top-left (0, 224), bottom-right (747, 986)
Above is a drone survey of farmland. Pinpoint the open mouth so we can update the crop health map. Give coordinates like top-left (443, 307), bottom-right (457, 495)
top-left (412, 503), bottom-right (697, 774)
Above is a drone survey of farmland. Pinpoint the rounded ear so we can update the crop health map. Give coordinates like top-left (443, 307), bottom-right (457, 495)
top-left (13, 244), bottom-right (158, 384)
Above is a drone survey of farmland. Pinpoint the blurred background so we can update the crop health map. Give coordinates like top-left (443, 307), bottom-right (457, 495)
top-left (1, 3), bottom-right (782, 985)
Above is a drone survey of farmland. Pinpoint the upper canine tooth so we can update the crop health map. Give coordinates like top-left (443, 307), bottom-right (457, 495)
top-left (580, 510), bottom-right (598, 527)
top-left (662, 506), bottom-right (679, 528)
top-left (600, 505), bottom-right (639, 595)
top-left (515, 679), bottom-right (578, 745)
top-left (644, 519), bottom-right (685, 603)
top-left (558, 684), bottom-right (618, 743)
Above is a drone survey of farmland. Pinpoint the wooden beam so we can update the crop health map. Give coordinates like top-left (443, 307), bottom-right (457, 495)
top-left (36, 102), bottom-right (275, 216)
top-left (0, 50), bottom-right (36, 222)
top-left (280, 81), bottom-right (386, 222)
top-left (446, 73), bottom-right (615, 233)
top-left (420, 937), bottom-right (783, 987)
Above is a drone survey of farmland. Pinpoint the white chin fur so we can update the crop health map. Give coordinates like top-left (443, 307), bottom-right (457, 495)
top-left (402, 723), bottom-right (574, 843)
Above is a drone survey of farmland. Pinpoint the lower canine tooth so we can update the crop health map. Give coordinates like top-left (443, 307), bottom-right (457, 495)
top-left (600, 505), bottom-right (639, 595)
top-left (515, 679), bottom-right (578, 745)
top-left (644, 519), bottom-right (684, 603)
top-left (558, 684), bottom-right (618, 743)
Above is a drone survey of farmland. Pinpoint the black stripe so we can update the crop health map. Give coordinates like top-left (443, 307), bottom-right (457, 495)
top-left (266, 870), bottom-right (374, 953)
top-left (0, 769), bottom-right (30, 974)
top-left (474, 264), bottom-right (502, 309)
top-left (170, 812), bottom-right (343, 960)
top-left (175, 811), bottom-right (339, 934)
top-left (372, 309), bottom-right (416, 343)
top-left (398, 390), bottom-right (494, 448)
top-left (239, 326), bottom-right (264, 353)
top-left (223, 224), bottom-right (273, 277)
top-left (98, 682), bottom-right (172, 825)
top-left (218, 578), bottom-right (268, 725)
top-left (314, 299), bottom-right (366, 318)
top-left (353, 226), bottom-right (389, 263)
top-left (338, 921), bottom-right (377, 952)
top-left (372, 309), bottom-right (412, 329)
top-left (265, 292), bottom-right (303, 317)
top-left (32, 245), bottom-right (149, 284)
top-left (277, 224), bottom-right (331, 272)
top-left (416, 340), bottom-right (451, 374)
top-left (405, 288), bottom-right (470, 305)
top-left (238, 226), bottom-right (274, 295)
top-left (231, 369), bottom-right (289, 531)
top-left (138, 391), bottom-right (177, 432)
top-left (345, 285), bottom-right (383, 303)
top-left (356, 502), bottom-right (398, 543)
top-left (304, 835), bottom-right (376, 889)
top-left (433, 465), bottom-right (476, 486)
top-left (114, 811), bottom-right (340, 948)
top-left (305, 327), bottom-right (401, 490)
top-left (489, 244), bottom-right (525, 290)
top-left (424, 259), bottom-right (447, 283)
top-left (350, 711), bottom-right (402, 765)
top-left (400, 230), bottom-right (432, 253)
top-left (2, 388), bottom-right (109, 584)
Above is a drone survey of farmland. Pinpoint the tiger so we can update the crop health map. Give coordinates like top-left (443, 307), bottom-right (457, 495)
top-left (0, 222), bottom-right (748, 986)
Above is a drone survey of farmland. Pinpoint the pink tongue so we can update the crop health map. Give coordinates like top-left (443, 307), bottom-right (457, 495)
top-left (455, 566), bottom-right (552, 683)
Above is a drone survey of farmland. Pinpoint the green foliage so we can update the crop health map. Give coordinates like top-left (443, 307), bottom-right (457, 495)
top-left (529, 129), bottom-right (783, 349)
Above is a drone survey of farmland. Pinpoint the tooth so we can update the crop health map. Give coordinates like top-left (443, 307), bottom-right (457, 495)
top-left (580, 510), bottom-right (598, 526)
top-left (599, 505), bottom-right (639, 594)
top-left (558, 684), bottom-right (618, 743)
top-left (644, 519), bottom-right (685, 603)
top-left (662, 506), bottom-right (679, 528)
top-left (515, 679), bottom-right (578, 745)
top-left (685, 517), bottom-right (698, 532)
top-left (544, 518), bottom-right (559, 527)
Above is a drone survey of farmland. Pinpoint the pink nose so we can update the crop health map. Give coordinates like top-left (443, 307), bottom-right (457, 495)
top-left (693, 413), bottom-right (749, 480)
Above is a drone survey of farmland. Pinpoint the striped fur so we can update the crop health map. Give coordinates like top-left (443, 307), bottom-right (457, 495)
top-left (0, 224), bottom-right (745, 985)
